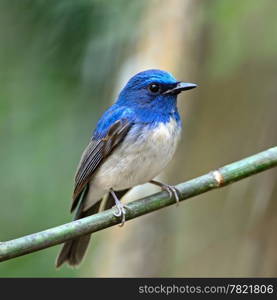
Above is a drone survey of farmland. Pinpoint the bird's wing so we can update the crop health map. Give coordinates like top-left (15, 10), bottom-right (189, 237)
top-left (71, 118), bottom-right (132, 212)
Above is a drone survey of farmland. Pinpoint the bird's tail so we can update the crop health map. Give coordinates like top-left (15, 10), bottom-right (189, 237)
top-left (55, 188), bottom-right (131, 268)
top-left (55, 234), bottom-right (91, 268)
top-left (55, 201), bottom-right (100, 268)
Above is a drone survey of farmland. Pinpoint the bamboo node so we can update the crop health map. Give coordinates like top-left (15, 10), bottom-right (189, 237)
top-left (212, 170), bottom-right (224, 186)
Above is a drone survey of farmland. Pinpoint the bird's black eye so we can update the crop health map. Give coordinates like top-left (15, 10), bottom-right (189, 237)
top-left (148, 83), bottom-right (161, 94)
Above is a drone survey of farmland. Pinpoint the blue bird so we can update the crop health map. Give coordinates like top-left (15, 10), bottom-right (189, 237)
top-left (56, 69), bottom-right (197, 267)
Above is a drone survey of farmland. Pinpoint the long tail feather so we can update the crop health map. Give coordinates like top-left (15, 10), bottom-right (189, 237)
top-left (55, 188), bottom-right (131, 268)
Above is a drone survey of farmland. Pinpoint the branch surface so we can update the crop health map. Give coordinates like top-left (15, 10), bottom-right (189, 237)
top-left (0, 147), bottom-right (277, 262)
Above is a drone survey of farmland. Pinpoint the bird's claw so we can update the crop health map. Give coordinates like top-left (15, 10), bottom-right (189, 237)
top-left (162, 184), bottom-right (180, 206)
top-left (113, 203), bottom-right (128, 227)
top-left (149, 180), bottom-right (180, 206)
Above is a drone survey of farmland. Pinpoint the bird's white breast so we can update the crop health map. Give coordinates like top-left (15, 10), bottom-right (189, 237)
top-left (84, 118), bottom-right (181, 209)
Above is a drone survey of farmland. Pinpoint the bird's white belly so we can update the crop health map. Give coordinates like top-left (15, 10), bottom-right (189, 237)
top-left (97, 118), bottom-right (180, 189)
top-left (84, 118), bottom-right (181, 209)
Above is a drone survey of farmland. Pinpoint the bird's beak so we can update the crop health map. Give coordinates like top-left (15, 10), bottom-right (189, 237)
top-left (163, 82), bottom-right (198, 95)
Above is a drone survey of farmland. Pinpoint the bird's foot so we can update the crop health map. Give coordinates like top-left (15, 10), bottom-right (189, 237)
top-left (162, 184), bottom-right (180, 205)
top-left (110, 189), bottom-right (128, 227)
top-left (113, 202), bottom-right (129, 227)
top-left (149, 180), bottom-right (180, 206)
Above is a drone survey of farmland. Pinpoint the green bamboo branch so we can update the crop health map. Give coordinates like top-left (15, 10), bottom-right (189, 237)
top-left (0, 146), bottom-right (277, 263)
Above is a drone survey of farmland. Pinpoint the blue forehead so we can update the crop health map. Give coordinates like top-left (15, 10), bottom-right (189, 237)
top-left (125, 69), bottom-right (177, 88)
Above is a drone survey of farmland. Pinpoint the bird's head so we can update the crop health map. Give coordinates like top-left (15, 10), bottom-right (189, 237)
top-left (116, 69), bottom-right (197, 112)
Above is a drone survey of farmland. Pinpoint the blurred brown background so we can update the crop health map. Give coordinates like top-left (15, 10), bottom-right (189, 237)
top-left (0, 0), bottom-right (276, 277)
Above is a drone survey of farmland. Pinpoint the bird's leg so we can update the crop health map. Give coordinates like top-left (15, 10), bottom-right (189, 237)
top-left (149, 180), bottom-right (180, 206)
top-left (110, 188), bottom-right (128, 227)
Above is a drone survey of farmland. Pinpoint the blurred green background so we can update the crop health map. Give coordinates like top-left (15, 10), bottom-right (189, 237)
top-left (0, 0), bottom-right (276, 277)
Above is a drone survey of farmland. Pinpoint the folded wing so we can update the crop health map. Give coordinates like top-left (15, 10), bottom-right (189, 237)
top-left (71, 118), bottom-right (132, 212)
